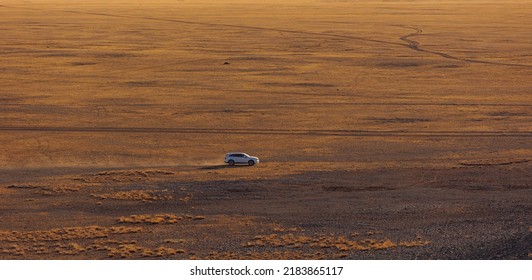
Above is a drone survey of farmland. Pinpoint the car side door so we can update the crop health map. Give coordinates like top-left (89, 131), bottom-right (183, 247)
top-left (235, 154), bottom-right (246, 164)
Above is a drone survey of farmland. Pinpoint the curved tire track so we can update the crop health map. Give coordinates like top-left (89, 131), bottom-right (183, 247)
top-left (399, 26), bottom-right (532, 68)
top-left (3, 5), bottom-right (531, 68)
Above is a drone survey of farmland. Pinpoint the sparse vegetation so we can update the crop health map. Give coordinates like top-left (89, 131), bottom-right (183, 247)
top-left (91, 190), bottom-right (172, 201)
top-left (117, 214), bottom-right (206, 224)
top-left (208, 250), bottom-right (350, 260)
top-left (0, 226), bottom-right (142, 242)
top-left (243, 233), bottom-right (429, 252)
top-left (75, 170), bottom-right (175, 184)
top-left (0, 238), bottom-right (186, 259)
top-left (7, 184), bottom-right (80, 195)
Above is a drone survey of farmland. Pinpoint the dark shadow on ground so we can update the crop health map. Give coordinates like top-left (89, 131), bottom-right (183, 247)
top-left (199, 165), bottom-right (254, 170)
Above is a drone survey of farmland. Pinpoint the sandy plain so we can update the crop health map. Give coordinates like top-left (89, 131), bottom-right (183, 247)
top-left (0, 0), bottom-right (530, 259)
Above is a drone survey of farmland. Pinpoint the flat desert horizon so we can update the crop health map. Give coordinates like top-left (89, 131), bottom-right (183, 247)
top-left (0, 0), bottom-right (530, 259)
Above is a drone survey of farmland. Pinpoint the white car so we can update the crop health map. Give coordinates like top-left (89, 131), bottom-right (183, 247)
top-left (224, 152), bottom-right (259, 166)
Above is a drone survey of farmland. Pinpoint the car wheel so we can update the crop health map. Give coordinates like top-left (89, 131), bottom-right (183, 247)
top-left (248, 160), bottom-right (255, 166)
top-left (228, 160), bottom-right (235, 166)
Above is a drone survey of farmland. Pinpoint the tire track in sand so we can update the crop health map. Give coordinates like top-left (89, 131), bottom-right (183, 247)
top-left (2, 5), bottom-right (531, 68)
top-left (0, 126), bottom-right (530, 138)
top-left (399, 26), bottom-right (532, 68)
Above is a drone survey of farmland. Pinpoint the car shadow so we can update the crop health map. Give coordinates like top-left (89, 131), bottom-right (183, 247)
top-left (199, 165), bottom-right (253, 170)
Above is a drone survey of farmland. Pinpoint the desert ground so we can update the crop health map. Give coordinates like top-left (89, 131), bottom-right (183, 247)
top-left (0, 0), bottom-right (530, 259)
